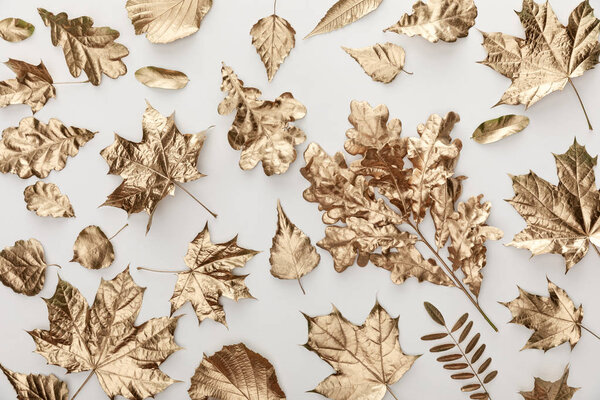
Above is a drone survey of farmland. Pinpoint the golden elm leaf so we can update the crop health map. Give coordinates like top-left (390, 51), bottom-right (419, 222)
top-left (218, 64), bottom-right (307, 175)
top-left (0, 18), bottom-right (35, 42)
top-left (385, 0), bottom-right (477, 43)
top-left (71, 224), bottom-right (127, 270)
top-left (0, 364), bottom-right (69, 400)
top-left (0, 117), bottom-right (96, 179)
top-left (304, 301), bottom-right (419, 400)
top-left (269, 200), bottom-right (320, 294)
top-left (250, 11), bottom-right (296, 81)
top-left (472, 115), bottom-right (530, 144)
top-left (520, 366), bottom-right (579, 400)
top-left (479, 0), bottom-right (600, 129)
top-left (189, 343), bottom-right (286, 400)
top-left (0, 59), bottom-right (56, 113)
top-left (0, 238), bottom-right (47, 296)
top-left (28, 268), bottom-right (181, 400)
top-left (38, 8), bottom-right (129, 86)
top-left (126, 0), bottom-right (212, 44)
top-left (24, 181), bottom-right (75, 218)
top-left (430, 176), bottom-right (464, 248)
top-left (343, 42), bottom-right (407, 84)
top-left (305, 0), bottom-right (383, 39)
top-left (134, 66), bottom-right (189, 89)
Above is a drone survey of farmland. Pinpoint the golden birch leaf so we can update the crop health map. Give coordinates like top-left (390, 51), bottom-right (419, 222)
top-left (507, 140), bottom-right (600, 270)
top-left (269, 200), bottom-right (320, 294)
top-left (520, 366), bottom-right (579, 400)
top-left (472, 115), bottom-right (530, 144)
top-left (0, 117), bottom-right (96, 179)
top-left (0, 18), bottom-right (35, 42)
top-left (0, 59), bottom-right (55, 114)
top-left (251, 13), bottom-right (296, 81)
top-left (135, 66), bottom-right (189, 89)
top-left (0, 238), bottom-right (47, 296)
top-left (342, 42), bottom-right (406, 83)
top-left (304, 301), bottom-right (419, 400)
top-left (385, 0), bottom-right (477, 43)
top-left (305, 0), bottom-right (383, 39)
top-left (29, 268), bottom-right (181, 400)
top-left (189, 343), bottom-right (286, 400)
top-left (24, 182), bottom-right (75, 218)
top-left (1, 364), bottom-right (68, 400)
top-left (71, 225), bottom-right (124, 270)
top-left (218, 64), bottom-right (307, 175)
top-left (126, 0), bottom-right (212, 44)
top-left (38, 8), bottom-right (129, 86)
top-left (502, 280), bottom-right (583, 351)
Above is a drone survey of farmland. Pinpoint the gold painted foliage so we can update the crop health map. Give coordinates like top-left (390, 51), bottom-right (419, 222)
top-left (343, 42), bottom-right (407, 83)
top-left (38, 8), bottom-right (129, 86)
top-left (189, 343), bottom-right (286, 400)
top-left (306, 0), bottom-right (383, 38)
top-left (0, 59), bottom-right (55, 113)
top-left (0, 238), bottom-right (48, 296)
top-left (471, 115), bottom-right (529, 144)
top-left (135, 66), bottom-right (189, 89)
top-left (1, 364), bottom-right (68, 400)
top-left (24, 182), bottom-right (75, 218)
top-left (520, 367), bottom-right (579, 400)
top-left (218, 64), bottom-right (307, 175)
top-left (29, 268), bottom-right (181, 400)
top-left (304, 301), bottom-right (418, 400)
top-left (71, 224), bottom-right (127, 270)
top-left (0, 18), bottom-right (35, 42)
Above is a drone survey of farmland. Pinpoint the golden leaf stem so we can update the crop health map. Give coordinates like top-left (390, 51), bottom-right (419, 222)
top-left (581, 325), bottom-right (600, 341)
top-left (297, 277), bottom-right (306, 295)
top-left (108, 223), bottom-right (128, 241)
top-left (401, 68), bottom-right (413, 75)
top-left (173, 182), bottom-right (217, 218)
top-left (53, 80), bottom-right (90, 85)
top-left (592, 243), bottom-right (600, 257)
top-left (136, 266), bottom-right (187, 274)
top-left (70, 370), bottom-right (95, 400)
top-left (568, 78), bottom-right (593, 131)
top-left (47, 263), bottom-right (62, 269)
top-left (274, 0), bottom-right (277, 14)
top-left (386, 386), bottom-right (399, 400)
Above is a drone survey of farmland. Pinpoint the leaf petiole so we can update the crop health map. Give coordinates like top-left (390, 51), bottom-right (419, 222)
top-left (568, 78), bottom-right (593, 130)
top-left (108, 223), bottom-right (128, 241)
top-left (137, 267), bottom-right (187, 274)
top-left (70, 370), bottom-right (94, 400)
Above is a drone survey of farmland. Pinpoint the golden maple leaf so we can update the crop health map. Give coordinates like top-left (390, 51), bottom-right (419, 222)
top-left (342, 42), bottom-right (407, 84)
top-left (520, 366), bottom-right (579, 400)
top-left (0, 238), bottom-right (48, 296)
top-left (218, 64), bottom-right (307, 175)
top-left (0, 59), bottom-right (56, 113)
top-left (480, 0), bottom-right (600, 129)
top-left (304, 301), bottom-right (419, 400)
top-left (24, 181), bottom-right (75, 218)
top-left (1, 364), bottom-right (68, 400)
top-left (101, 102), bottom-right (215, 232)
top-left (29, 268), bottom-right (180, 400)
top-left (0, 18), bottom-right (35, 42)
top-left (189, 343), bottom-right (286, 400)
top-left (305, 0), bottom-right (383, 39)
top-left (507, 140), bottom-right (600, 271)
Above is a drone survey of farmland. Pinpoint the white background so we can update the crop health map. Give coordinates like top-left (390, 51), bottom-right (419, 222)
top-left (1, 0), bottom-right (600, 399)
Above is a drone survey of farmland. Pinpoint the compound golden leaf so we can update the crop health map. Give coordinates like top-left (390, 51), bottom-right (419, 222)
top-left (135, 66), bottom-right (189, 89)
top-left (218, 64), bottom-right (306, 175)
top-left (0, 238), bottom-right (47, 296)
top-left (71, 225), bottom-right (119, 270)
top-left (0, 18), bottom-right (35, 42)
top-left (0, 117), bottom-right (96, 179)
top-left (305, 0), bottom-right (383, 39)
top-left (343, 42), bottom-right (406, 83)
top-left (24, 182), bottom-right (75, 218)
top-left (304, 301), bottom-right (419, 400)
top-left (472, 115), bottom-right (530, 144)
top-left (189, 343), bottom-right (286, 400)
top-left (29, 268), bottom-right (180, 400)
top-left (385, 0), bottom-right (477, 43)
top-left (0, 59), bottom-right (55, 113)
top-left (38, 8), bottom-right (129, 86)
top-left (520, 366), bottom-right (579, 400)
top-left (251, 12), bottom-right (296, 81)
top-left (126, 0), bottom-right (212, 44)
top-left (1, 364), bottom-right (68, 400)
top-left (502, 280), bottom-right (583, 351)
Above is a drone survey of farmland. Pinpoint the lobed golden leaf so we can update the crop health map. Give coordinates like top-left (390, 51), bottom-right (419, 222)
top-left (0, 238), bottom-right (47, 296)
top-left (1, 364), bottom-right (68, 400)
top-left (251, 13), bottom-right (296, 81)
top-left (0, 59), bottom-right (55, 113)
top-left (305, 0), bottom-right (383, 39)
top-left (135, 66), bottom-right (189, 89)
top-left (430, 176), bottom-right (464, 248)
top-left (472, 115), bottom-right (529, 144)
top-left (0, 18), bottom-right (35, 42)
top-left (343, 42), bottom-right (406, 83)
top-left (71, 225), bottom-right (115, 270)
top-left (520, 366), bottom-right (579, 400)
top-left (24, 181), bottom-right (75, 218)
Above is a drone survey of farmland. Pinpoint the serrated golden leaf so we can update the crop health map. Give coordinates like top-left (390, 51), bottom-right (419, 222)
top-left (343, 42), bottom-right (406, 84)
top-left (71, 225), bottom-right (115, 270)
top-left (0, 18), bottom-right (35, 42)
top-left (135, 66), bottom-right (189, 89)
top-left (472, 115), bottom-right (529, 144)
top-left (218, 64), bottom-right (306, 175)
top-left (385, 0), bottom-right (477, 43)
top-left (0, 59), bottom-right (55, 113)
top-left (24, 181), bottom-right (74, 218)
top-left (1, 364), bottom-right (68, 400)
top-left (0, 117), bottom-right (96, 179)
top-left (126, 0), bottom-right (212, 44)
top-left (38, 8), bottom-right (129, 86)
top-left (29, 268), bottom-right (180, 400)
top-left (520, 366), bottom-right (579, 400)
top-left (251, 13), bottom-right (296, 81)
top-left (189, 343), bottom-right (286, 400)
top-left (304, 301), bottom-right (419, 400)
top-left (0, 238), bottom-right (47, 296)
top-left (305, 0), bottom-right (383, 39)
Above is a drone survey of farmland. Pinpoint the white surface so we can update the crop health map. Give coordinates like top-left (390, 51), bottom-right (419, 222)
top-left (1, 0), bottom-right (600, 399)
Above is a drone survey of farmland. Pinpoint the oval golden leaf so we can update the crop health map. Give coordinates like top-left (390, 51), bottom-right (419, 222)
top-left (251, 14), bottom-right (296, 81)
top-left (0, 238), bottom-right (47, 296)
top-left (0, 18), bottom-right (35, 42)
top-left (305, 0), bottom-right (383, 39)
top-left (24, 181), bottom-right (75, 218)
top-left (472, 115), bottom-right (529, 144)
top-left (135, 66), bottom-right (189, 89)
top-left (71, 225), bottom-right (115, 270)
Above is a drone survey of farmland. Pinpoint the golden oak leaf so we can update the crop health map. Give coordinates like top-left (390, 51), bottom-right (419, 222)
top-left (24, 182), bottom-right (75, 218)
top-left (71, 225), bottom-right (127, 270)
top-left (38, 8), bottom-right (129, 86)
top-left (0, 117), bottom-right (96, 179)
top-left (29, 268), bottom-right (180, 400)
top-left (344, 100), bottom-right (403, 156)
top-left (385, 0), bottom-right (477, 43)
top-left (304, 302), bottom-right (419, 400)
top-left (0, 59), bottom-right (55, 113)
top-left (0, 18), bottom-right (35, 42)
top-left (520, 366), bottom-right (579, 400)
top-left (0, 239), bottom-right (47, 296)
top-left (472, 114), bottom-right (530, 144)
top-left (508, 140), bottom-right (600, 271)
top-left (189, 343), bottom-right (286, 400)
top-left (430, 176), bottom-right (464, 248)
top-left (101, 102), bottom-right (212, 232)
top-left (250, 12), bottom-right (296, 81)
top-left (135, 66), bottom-right (189, 89)
top-left (305, 0), bottom-right (383, 39)
top-left (218, 64), bottom-right (307, 175)
top-left (1, 364), bottom-right (68, 400)
top-left (343, 42), bottom-right (407, 84)
top-left (502, 280), bottom-right (583, 351)
top-left (126, 0), bottom-right (212, 44)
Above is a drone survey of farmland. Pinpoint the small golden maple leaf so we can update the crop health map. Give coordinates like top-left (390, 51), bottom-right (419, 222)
top-left (520, 366), bottom-right (579, 400)
top-left (1, 364), bottom-right (69, 400)
top-left (0, 59), bottom-right (55, 113)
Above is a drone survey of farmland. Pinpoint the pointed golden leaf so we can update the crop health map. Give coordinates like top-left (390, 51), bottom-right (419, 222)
top-left (0, 117), bottom-right (96, 179)
top-left (472, 115), bottom-right (529, 144)
top-left (29, 268), bottom-right (180, 400)
top-left (218, 64), bottom-right (306, 175)
top-left (502, 280), bottom-right (583, 351)
top-left (520, 366), bottom-right (579, 400)
top-left (251, 13), bottom-right (296, 81)
top-left (0, 18), bottom-right (35, 42)
top-left (38, 8), bottom-right (129, 86)
top-left (189, 343), bottom-right (286, 400)
top-left (304, 302), bottom-right (419, 400)
top-left (305, 0), bottom-right (383, 39)
top-left (126, 0), bottom-right (212, 44)
top-left (71, 226), bottom-right (115, 270)
top-left (0, 239), bottom-right (47, 296)
top-left (430, 176), bottom-right (464, 248)
top-left (385, 0), bottom-right (477, 43)
top-left (135, 66), bottom-right (189, 89)
top-left (24, 182), bottom-right (75, 218)
top-left (343, 42), bottom-right (406, 83)
top-left (0, 59), bottom-right (55, 113)
top-left (1, 364), bottom-right (68, 400)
